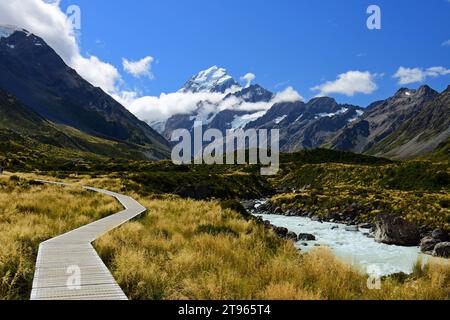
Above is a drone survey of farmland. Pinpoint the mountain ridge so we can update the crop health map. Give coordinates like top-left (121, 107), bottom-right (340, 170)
top-left (0, 27), bottom-right (170, 160)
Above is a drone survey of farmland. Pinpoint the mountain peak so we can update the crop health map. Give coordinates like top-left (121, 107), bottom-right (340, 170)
top-left (180, 66), bottom-right (240, 93)
top-left (308, 96), bottom-right (337, 106)
top-left (416, 85), bottom-right (438, 97)
top-left (395, 85), bottom-right (438, 98)
top-left (0, 25), bottom-right (30, 39)
top-left (224, 83), bottom-right (273, 103)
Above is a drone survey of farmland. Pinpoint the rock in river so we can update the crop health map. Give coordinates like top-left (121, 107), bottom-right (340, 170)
top-left (286, 231), bottom-right (298, 241)
top-left (273, 226), bottom-right (288, 238)
top-left (374, 214), bottom-right (420, 246)
top-left (298, 233), bottom-right (316, 241)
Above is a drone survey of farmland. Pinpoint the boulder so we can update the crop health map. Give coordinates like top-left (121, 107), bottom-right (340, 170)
top-left (345, 226), bottom-right (359, 232)
top-left (298, 233), bottom-right (316, 241)
top-left (286, 231), bottom-right (298, 241)
top-left (431, 229), bottom-right (449, 242)
top-left (257, 203), bottom-right (269, 212)
top-left (241, 200), bottom-right (255, 211)
top-left (420, 237), bottom-right (439, 254)
top-left (263, 220), bottom-right (272, 228)
top-left (374, 214), bottom-right (420, 246)
top-left (274, 207), bottom-right (283, 214)
top-left (433, 242), bottom-right (450, 258)
top-left (273, 226), bottom-right (288, 238)
top-left (286, 211), bottom-right (296, 217)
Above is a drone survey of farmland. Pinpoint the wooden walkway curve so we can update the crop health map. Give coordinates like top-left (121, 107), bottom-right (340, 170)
top-left (30, 180), bottom-right (147, 300)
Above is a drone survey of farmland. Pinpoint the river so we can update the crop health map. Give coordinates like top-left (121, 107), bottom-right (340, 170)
top-left (253, 210), bottom-right (427, 276)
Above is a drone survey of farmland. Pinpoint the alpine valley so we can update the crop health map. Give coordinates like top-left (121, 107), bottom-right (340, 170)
top-left (0, 12), bottom-right (449, 302)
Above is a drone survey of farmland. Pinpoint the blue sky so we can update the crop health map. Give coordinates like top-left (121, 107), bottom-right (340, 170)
top-left (59, 0), bottom-right (450, 107)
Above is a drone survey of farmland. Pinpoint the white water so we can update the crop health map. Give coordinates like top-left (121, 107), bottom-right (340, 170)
top-left (255, 213), bottom-right (426, 276)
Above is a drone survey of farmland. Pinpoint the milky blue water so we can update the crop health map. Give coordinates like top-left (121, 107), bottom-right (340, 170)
top-left (254, 212), bottom-right (427, 276)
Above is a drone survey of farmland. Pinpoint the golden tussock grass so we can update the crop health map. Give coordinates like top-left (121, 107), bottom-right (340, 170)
top-left (1, 172), bottom-right (449, 300)
top-left (95, 198), bottom-right (450, 300)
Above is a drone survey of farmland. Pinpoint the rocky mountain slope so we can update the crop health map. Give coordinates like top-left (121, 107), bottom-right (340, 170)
top-left (0, 89), bottom-right (159, 165)
top-left (0, 25), bottom-right (170, 160)
top-left (247, 97), bottom-right (364, 152)
top-left (329, 85), bottom-right (449, 159)
top-left (368, 86), bottom-right (450, 159)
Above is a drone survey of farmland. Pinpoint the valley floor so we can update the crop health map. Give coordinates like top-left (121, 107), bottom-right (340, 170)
top-left (94, 197), bottom-right (450, 300)
top-left (1, 172), bottom-right (448, 300)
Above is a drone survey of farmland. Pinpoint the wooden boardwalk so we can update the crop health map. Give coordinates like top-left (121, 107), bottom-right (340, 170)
top-left (30, 181), bottom-right (147, 300)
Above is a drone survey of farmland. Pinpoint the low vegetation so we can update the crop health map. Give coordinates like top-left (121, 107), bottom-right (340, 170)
top-left (273, 161), bottom-right (450, 230)
top-left (0, 174), bottom-right (121, 300)
top-left (0, 149), bottom-right (448, 300)
top-left (95, 197), bottom-right (450, 300)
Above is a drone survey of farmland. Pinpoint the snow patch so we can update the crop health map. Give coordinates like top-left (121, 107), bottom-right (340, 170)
top-left (295, 114), bottom-right (304, 122)
top-left (274, 115), bottom-right (287, 124)
top-left (348, 110), bottom-right (365, 123)
top-left (315, 107), bottom-right (349, 119)
top-left (182, 66), bottom-right (240, 93)
top-left (231, 111), bottom-right (267, 130)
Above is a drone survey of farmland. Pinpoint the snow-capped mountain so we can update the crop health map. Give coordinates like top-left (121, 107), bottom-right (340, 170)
top-left (162, 66), bottom-right (367, 154)
top-left (162, 66), bottom-right (276, 139)
top-left (180, 66), bottom-right (240, 93)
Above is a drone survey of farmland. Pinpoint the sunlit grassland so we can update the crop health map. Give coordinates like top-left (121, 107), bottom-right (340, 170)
top-left (272, 163), bottom-right (450, 230)
top-left (0, 173), bottom-right (121, 300)
top-left (2, 169), bottom-right (449, 300)
top-left (95, 198), bottom-right (450, 300)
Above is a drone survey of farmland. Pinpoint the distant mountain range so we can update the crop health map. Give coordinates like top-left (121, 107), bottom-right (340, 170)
top-left (0, 25), bottom-right (448, 162)
top-left (0, 26), bottom-right (170, 161)
top-left (162, 66), bottom-right (449, 160)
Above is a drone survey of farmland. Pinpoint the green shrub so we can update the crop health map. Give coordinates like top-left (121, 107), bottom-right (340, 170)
top-left (196, 224), bottom-right (239, 237)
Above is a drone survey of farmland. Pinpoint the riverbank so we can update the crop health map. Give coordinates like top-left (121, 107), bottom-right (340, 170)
top-left (244, 199), bottom-right (449, 276)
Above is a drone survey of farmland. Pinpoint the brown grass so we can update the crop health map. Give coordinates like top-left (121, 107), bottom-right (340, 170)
top-left (95, 197), bottom-right (450, 300)
top-left (2, 172), bottom-right (449, 300)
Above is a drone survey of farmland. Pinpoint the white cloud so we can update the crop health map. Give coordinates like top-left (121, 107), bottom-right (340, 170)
top-left (122, 56), bottom-right (154, 78)
top-left (240, 73), bottom-right (256, 87)
top-left (123, 86), bottom-right (304, 124)
top-left (272, 86), bottom-right (304, 103)
top-left (311, 71), bottom-right (378, 96)
top-left (442, 40), bottom-right (450, 47)
top-left (393, 66), bottom-right (450, 85)
top-left (0, 0), bottom-right (121, 94)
